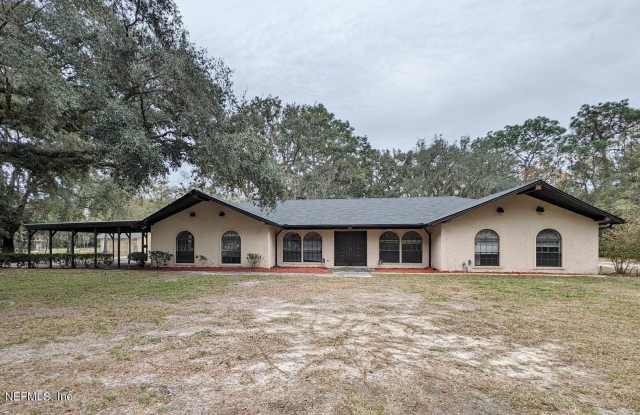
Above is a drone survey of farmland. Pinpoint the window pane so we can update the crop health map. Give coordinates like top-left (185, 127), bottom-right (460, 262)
top-left (176, 231), bottom-right (194, 263)
top-left (474, 230), bottom-right (499, 266)
top-left (283, 233), bottom-right (301, 262)
top-left (536, 229), bottom-right (561, 267)
top-left (303, 233), bottom-right (322, 262)
top-left (379, 232), bottom-right (399, 263)
top-left (401, 232), bottom-right (422, 263)
top-left (475, 253), bottom-right (499, 266)
top-left (222, 231), bottom-right (241, 264)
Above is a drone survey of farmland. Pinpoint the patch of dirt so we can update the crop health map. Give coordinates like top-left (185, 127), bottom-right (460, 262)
top-left (236, 280), bottom-right (261, 287)
top-left (444, 301), bottom-right (480, 312)
top-left (0, 283), bottom-right (616, 414)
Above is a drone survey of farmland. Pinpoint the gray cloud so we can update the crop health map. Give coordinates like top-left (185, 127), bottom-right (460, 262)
top-left (176, 0), bottom-right (640, 149)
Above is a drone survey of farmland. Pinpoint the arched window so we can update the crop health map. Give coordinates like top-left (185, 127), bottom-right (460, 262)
top-left (283, 232), bottom-right (301, 262)
top-left (303, 232), bottom-right (322, 262)
top-left (221, 231), bottom-right (241, 264)
top-left (536, 229), bottom-right (561, 267)
top-left (379, 231), bottom-right (400, 263)
top-left (402, 231), bottom-right (423, 263)
top-left (176, 231), bottom-right (194, 263)
top-left (475, 229), bottom-right (499, 266)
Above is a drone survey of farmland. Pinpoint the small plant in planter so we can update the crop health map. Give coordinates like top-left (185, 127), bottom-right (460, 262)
top-left (103, 256), bottom-right (113, 267)
top-left (195, 254), bottom-right (208, 265)
top-left (128, 251), bottom-right (148, 267)
top-left (246, 253), bottom-right (262, 269)
top-left (149, 251), bottom-right (173, 270)
top-left (81, 256), bottom-right (92, 268)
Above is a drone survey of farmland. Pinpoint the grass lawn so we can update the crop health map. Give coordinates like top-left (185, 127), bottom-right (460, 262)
top-left (0, 269), bottom-right (639, 414)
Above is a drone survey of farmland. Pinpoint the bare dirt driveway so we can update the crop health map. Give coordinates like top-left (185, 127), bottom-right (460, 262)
top-left (0, 270), bottom-right (639, 414)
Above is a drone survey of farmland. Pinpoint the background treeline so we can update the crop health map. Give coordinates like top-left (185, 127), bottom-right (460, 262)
top-left (230, 97), bottom-right (640, 211)
top-left (1, 0), bottom-right (639, 253)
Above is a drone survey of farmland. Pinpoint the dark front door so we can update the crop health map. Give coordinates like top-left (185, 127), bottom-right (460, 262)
top-left (334, 231), bottom-right (367, 266)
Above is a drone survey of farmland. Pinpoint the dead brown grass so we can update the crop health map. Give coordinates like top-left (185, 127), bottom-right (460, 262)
top-left (0, 270), bottom-right (638, 414)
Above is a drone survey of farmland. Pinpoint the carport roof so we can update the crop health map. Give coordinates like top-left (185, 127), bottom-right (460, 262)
top-left (24, 220), bottom-right (146, 233)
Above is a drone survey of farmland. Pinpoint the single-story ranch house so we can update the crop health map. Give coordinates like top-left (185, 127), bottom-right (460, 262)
top-left (26, 180), bottom-right (624, 274)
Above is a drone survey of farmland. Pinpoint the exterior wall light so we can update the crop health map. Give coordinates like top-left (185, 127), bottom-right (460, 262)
top-left (536, 206), bottom-right (545, 213)
top-left (496, 207), bottom-right (504, 214)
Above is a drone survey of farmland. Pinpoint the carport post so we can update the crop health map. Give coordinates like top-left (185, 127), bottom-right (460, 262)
top-left (117, 227), bottom-right (121, 268)
top-left (70, 231), bottom-right (76, 268)
top-left (427, 230), bottom-right (431, 269)
top-left (27, 230), bottom-right (33, 268)
top-left (48, 230), bottom-right (53, 268)
top-left (93, 229), bottom-right (98, 268)
top-left (142, 231), bottom-right (147, 254)
top-left (110, 233), bottom-right (114, 262)
top-left (127, 232), bottom-right (131, 265)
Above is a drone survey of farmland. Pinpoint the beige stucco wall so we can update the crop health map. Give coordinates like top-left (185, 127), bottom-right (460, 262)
top-left (150, 201), bottom-right (277, 267)
top-left (435, 194), bottom-right (600, 274)
top-left (429, 225), bottom-right (442, 270)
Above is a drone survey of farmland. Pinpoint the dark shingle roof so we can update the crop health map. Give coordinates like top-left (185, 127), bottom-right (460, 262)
top-left (226, 179), bottom-right (624, 227)
top-left (134, 179), bottom-right (625, 229)
top-left (233, 196), bottom-right (474, 227)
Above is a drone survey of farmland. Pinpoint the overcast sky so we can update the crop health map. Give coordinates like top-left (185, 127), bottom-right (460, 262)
top-left (175, 0), bottom-right (640, 150)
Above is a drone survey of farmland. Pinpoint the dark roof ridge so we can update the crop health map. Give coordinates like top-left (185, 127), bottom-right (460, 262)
top-left (237, 195), bottom-right (475, 204)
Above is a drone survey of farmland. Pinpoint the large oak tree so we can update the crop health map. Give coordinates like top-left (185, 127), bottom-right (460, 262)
top-left (0, 0), bottom-right (282, 251)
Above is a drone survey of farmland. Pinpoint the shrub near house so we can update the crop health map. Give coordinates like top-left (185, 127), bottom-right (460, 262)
top-left (0, 253), bottom-right (113, 268)
top-left (149, 251), bottom-right (173, 269)
top-left (247, 253), bottom-right (262, 269)
top-left (128, 252), bottom-right (148, 267)
top-left (601, 220), bottom-right (640, 274)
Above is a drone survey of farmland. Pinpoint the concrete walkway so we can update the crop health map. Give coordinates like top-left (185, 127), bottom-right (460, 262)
top-left (330, 269), bottom-right (373, 278)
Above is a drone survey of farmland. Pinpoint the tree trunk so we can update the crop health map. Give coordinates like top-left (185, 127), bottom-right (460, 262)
top-left (1, 235), bottom-right (15, 253)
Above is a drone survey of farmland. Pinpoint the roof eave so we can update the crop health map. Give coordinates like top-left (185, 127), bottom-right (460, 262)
top-left (141, 189), bottom-right (281, 227)
top-left (425, 179), bottom-right (625, 226)
top-left (281, 223), bottom-right (426, 229)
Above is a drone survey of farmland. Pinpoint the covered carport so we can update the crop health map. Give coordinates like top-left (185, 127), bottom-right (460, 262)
top-left (23, 220), bottom-right (149, 268)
